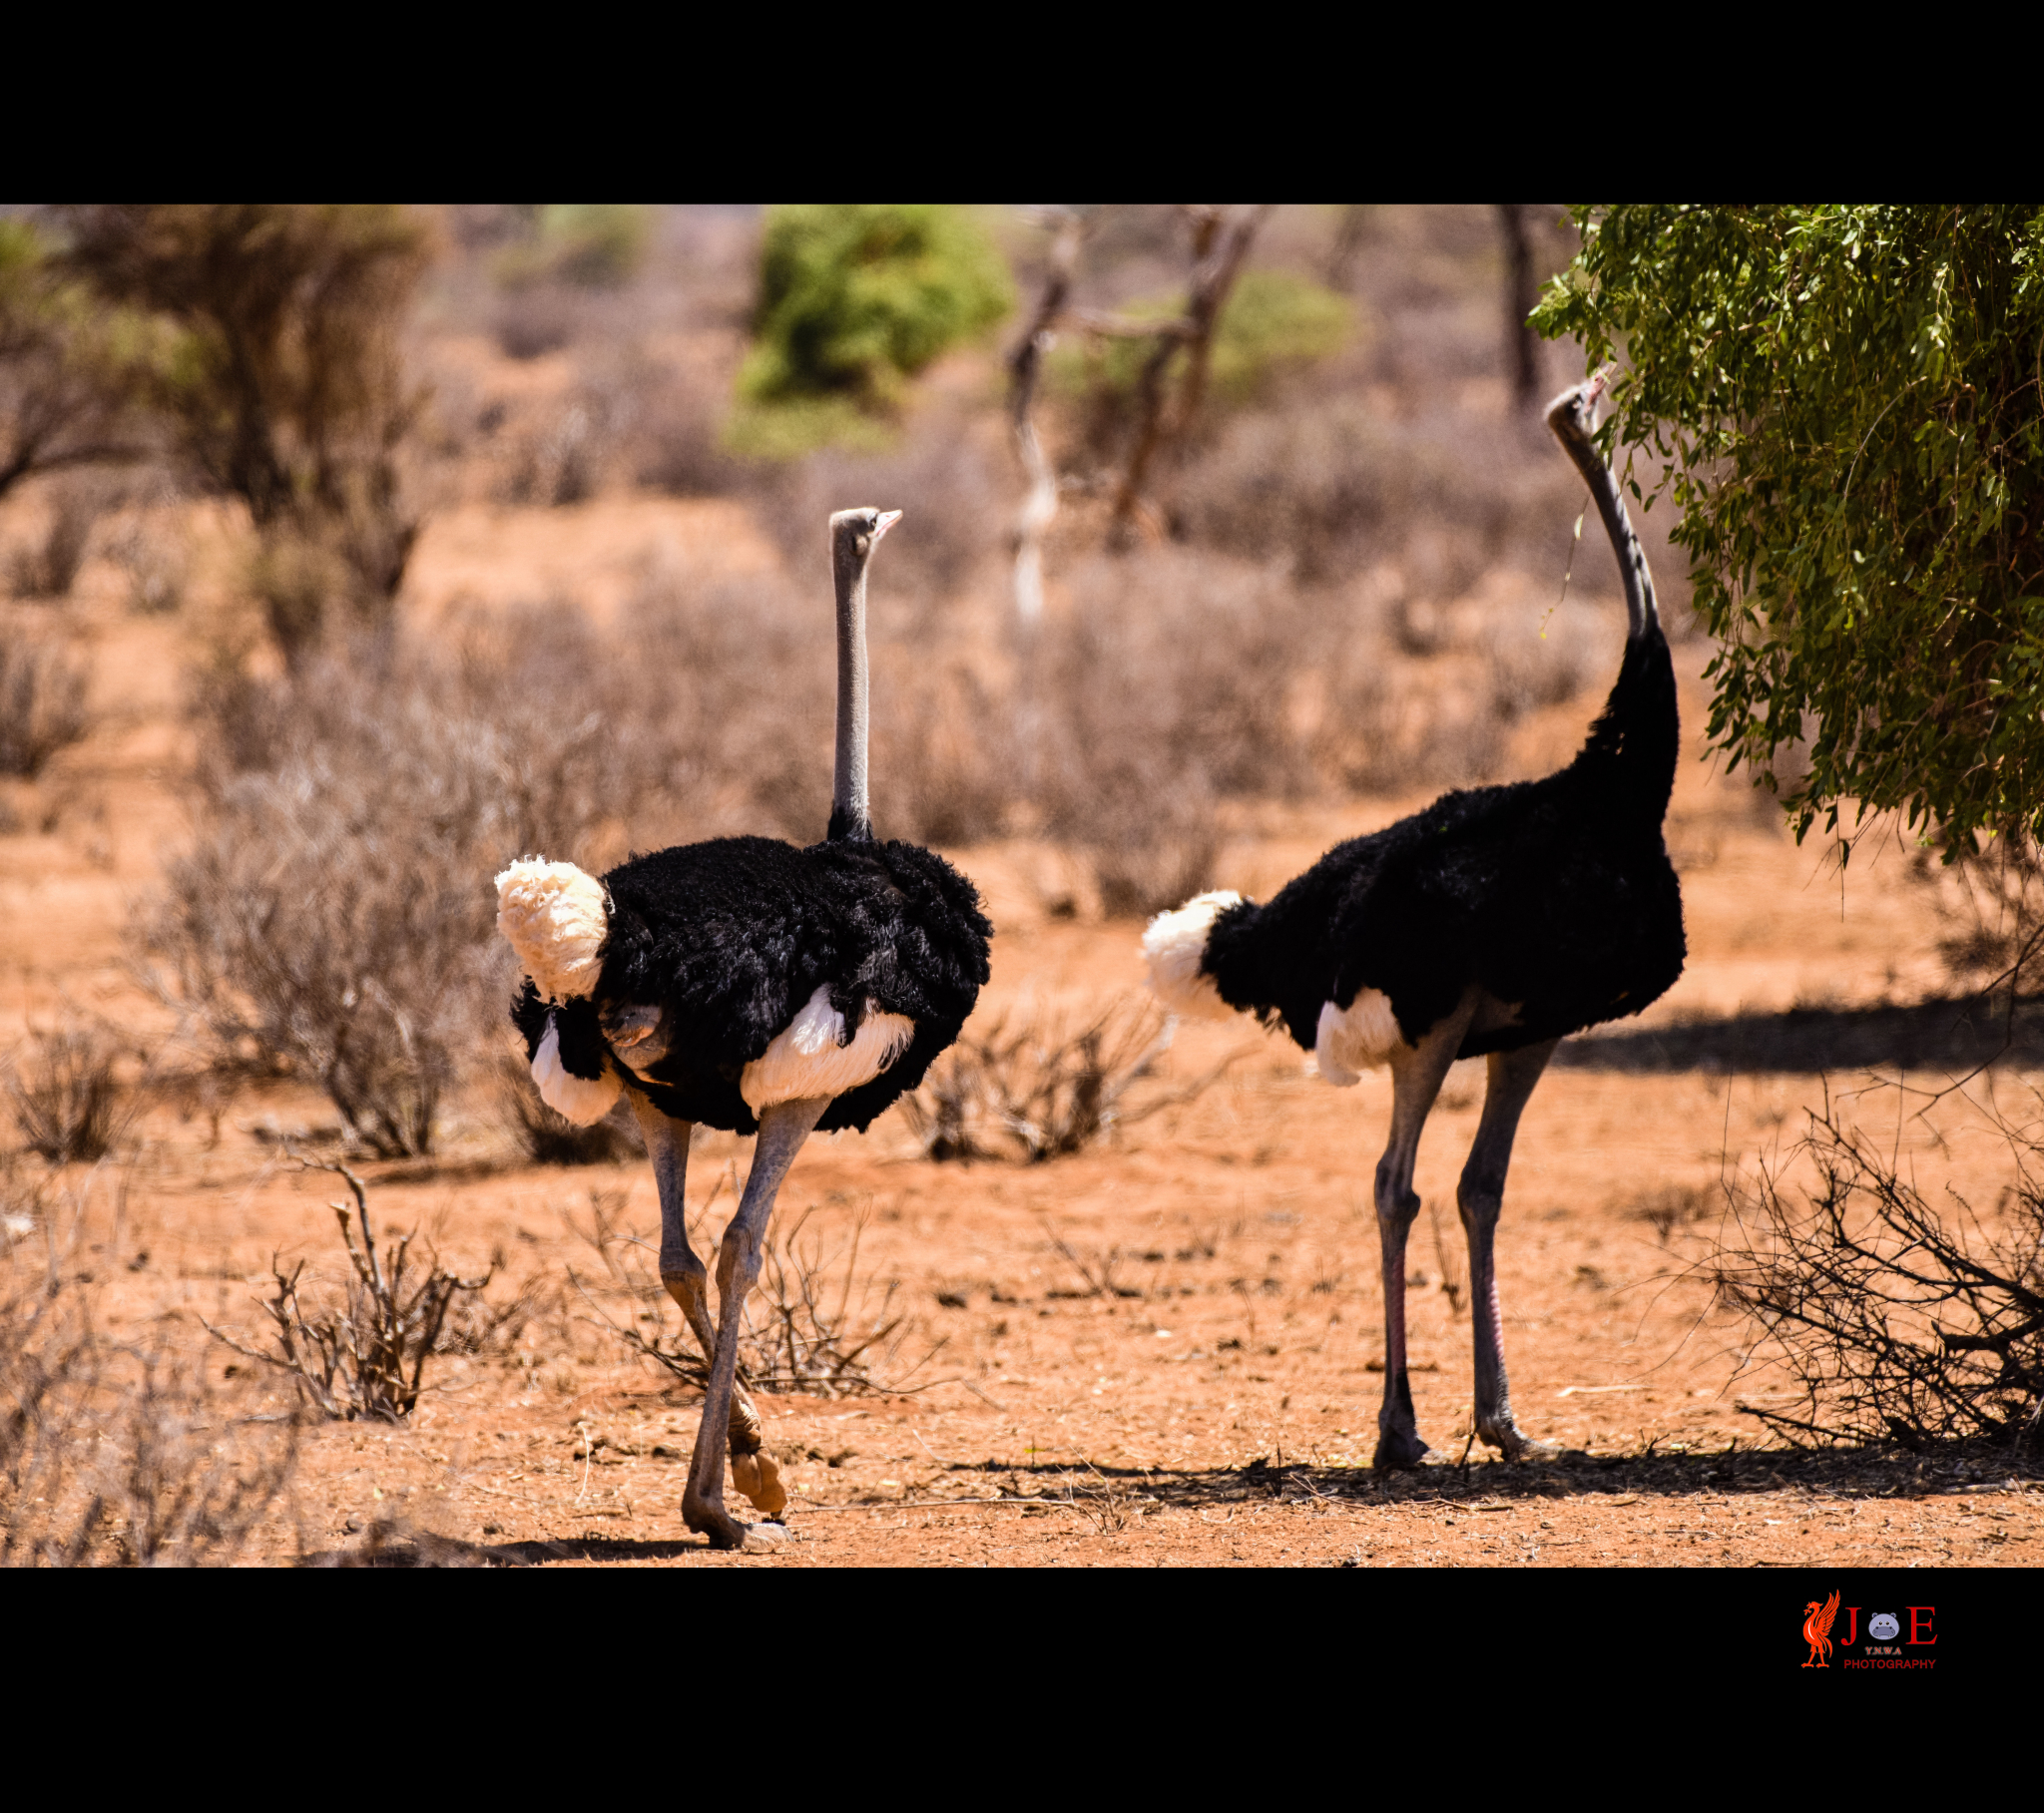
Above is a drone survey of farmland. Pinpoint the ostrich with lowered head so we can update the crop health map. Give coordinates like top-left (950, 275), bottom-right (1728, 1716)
top-left (1143, 371), bottom-right (1685, 1469)
top-left (495, 508), bottom-right (991, 1549)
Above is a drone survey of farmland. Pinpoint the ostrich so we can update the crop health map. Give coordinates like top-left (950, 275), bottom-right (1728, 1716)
top-left (494, 508), bottom-right (991, 1549)
top-left (1142, 371), bottom-right (1685, 1469)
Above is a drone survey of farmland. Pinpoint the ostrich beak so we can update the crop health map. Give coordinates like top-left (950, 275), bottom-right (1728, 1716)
top-left (872, 509), bottom-right (902, 542)
top-left (1583, 363), bottom-right (1617, 419)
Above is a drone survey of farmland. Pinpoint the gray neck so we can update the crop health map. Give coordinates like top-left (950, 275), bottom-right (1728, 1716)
top-left (828, 540), bottom-right (871, 841)
top-left (1555, 423), bottom-right (1661, 645)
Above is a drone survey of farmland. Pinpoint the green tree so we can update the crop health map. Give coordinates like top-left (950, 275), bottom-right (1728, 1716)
top-left (0, 217), bottom-right (161, 500)
top-left (1533, 206), bottom-right (2044, 853)
top-left (58, 205), bottom-right (432, 661)
top-left (742, 205), bottom-right (1011, 410)
top-left (493, 205), bottom-right (650, 290)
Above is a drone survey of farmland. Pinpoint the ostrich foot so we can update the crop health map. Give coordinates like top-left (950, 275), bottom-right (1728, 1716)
top-left (1477, 1416), bottom-right (1561, 1463)
top-left (682, 1489), bottom-right (748, 1551)
top-left (682, 1488), bottom-right (783, 1552)
top-left (1372, 1427), bottom-right (1431, 1471)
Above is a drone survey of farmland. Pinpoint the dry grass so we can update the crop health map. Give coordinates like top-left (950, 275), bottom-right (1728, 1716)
top-left (7, 476), bottom-right (113, 599)
top-left (103, 512), bottom-right (188, 616)
top-left (5, 1025), bottom-right (129, 1162)
top-left (0, 631), bottom-right (90, 779)
top-left (1634, 1182), bottom-right (1718, 1245)
top-left (2, 1173), bottom-right (299, 1567)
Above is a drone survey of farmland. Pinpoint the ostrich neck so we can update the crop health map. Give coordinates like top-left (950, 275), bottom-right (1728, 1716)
top-left (829, 549), bottom-right (872, 841)
top-left (1558, 430), bottom-right (1660, 644)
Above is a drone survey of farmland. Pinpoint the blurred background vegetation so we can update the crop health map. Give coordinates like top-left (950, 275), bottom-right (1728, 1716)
top-left (2, 203), bottom-right (1626, 1155)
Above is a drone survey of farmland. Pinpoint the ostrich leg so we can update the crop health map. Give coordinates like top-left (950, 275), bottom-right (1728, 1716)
top-left (682, 1096), bottom-right (827, 1550)
top-left (1458, 1039), bottom-right (1561, 1461)
top-left (627, 1092), bottom-right (783, 1518)
top-left (1372, 994), bottom-right (1478, 1470)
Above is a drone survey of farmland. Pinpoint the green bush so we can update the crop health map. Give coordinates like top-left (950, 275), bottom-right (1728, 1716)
top-left (1047, 267), bottom-right (1350, 447)
top-left (740, 205), bottom-right (1012, 410)
top-left (493, 205), bottom-right (650, 291)
top-left (1205, 269), bottom-right (1351, 406)
top-left (59, 206), bottom-right (431, 667)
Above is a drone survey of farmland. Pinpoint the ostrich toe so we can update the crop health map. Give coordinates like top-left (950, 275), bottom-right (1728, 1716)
top-left (1478, 1417), bottom-right (1561, 1464)
top-left (729, 1450), bottom-right (788, 1518)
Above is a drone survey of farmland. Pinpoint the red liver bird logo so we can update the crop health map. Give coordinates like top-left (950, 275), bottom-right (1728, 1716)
top-left (1801, 1590), bottom-right (1841, 1667)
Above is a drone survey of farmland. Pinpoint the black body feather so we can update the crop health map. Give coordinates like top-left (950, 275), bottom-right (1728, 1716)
top-left (514, 834), bottom-right (991, 1135)
top-left (1203, 623), bottom-right (1685, 1060)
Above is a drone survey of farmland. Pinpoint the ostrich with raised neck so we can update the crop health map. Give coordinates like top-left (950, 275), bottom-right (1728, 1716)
top-left (1143, 372), bottom-right (1686, 1469)
top-left (496, 508), bottom-right (991, 1550)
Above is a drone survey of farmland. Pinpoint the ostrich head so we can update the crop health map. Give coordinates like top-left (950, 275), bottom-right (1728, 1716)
top-left (1544, 364), bottom-right (1616, 450)
top-left (830, 506), bottom-right (901, 579)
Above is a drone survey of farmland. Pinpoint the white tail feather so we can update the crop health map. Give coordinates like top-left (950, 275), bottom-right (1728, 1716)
top-left (1140, 891), bottom-right (1243, 1021)
top-left (1314, 990), bottom-right (1401, 1085)
top-left (496, 857), bottom-right (609, 1002)
top-left (742, 985), bottom-right (915, 1113)
top-left (533, 1019), bottom-right (624, 1125)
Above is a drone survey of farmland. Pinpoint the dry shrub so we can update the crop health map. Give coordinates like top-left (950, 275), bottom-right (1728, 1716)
top-left (570, 1184), bottom-right (937, 1398)
top-left (1082, 771), bottom-right (1219, 920)
top-left (1909, 831), bottom-right (2044, 997)
top-left (7, 475), bottom-right (116, 599)
top-left (1034, 547), bottom-right (1318, 911)
top-left (902, 996), bottom-right (1230, 1162)
top-left (494, 283), bottom-right (581, 360)
top-left (145, 699), bottom-right (498, 1155)
top-left (2, 1181), bottom-right (298, 1567)
top-left (1711, 1103), bottom-right (2044, 1450)
top-left (1051, 547), bottom-right (1315, 800)
top-left (5, 1025), bottom-right (129, 1161)
top-left (0, 1314), bottom-right (299, 1568)
top-left (147, 614), bottom-right (658, 1154)
top-left (1634, 1181), bottom-right (1717, 1245)
top-left (500, 396), bottom-right (615, 507)
top-left (103, 515), bottom-right (188, 616)
top-left (1173, 397), bottom-right (1581, 590)
top-left (493, 1051), bottom-right (641, 1165)
top-left (434, 1261), bottom-right (556, 1360)
top-left (630, 363), bottom-right (742, 497)
top-left (0, 631), bottom-right (90, 777)
top-left (623, 565), bottom-right (832, 842)
top-left (206, 1158), bottom-right (491, 1422)
top-left (874, 660), bottom-right (1018, 847)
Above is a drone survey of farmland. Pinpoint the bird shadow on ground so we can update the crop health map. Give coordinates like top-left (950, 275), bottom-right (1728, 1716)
top-left (1556, 993), bottom-right (2044, 1077)
top-left (924, 1439), bottom-right (2044, 1515)
top-left (299, 1522), bottom-right (709, 1568)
